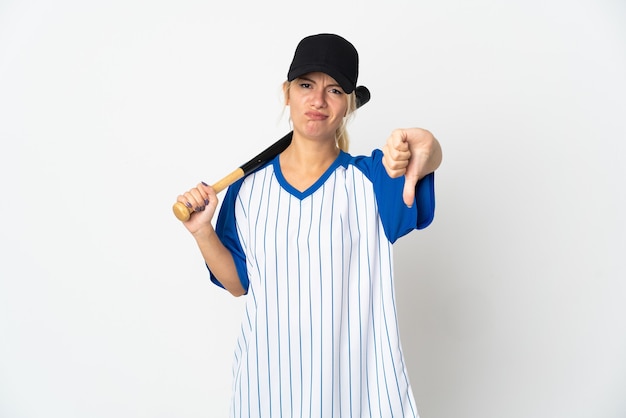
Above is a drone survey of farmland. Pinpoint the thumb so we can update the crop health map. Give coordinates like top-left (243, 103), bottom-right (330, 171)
top-left (402, 173), bottom-right (418, 207)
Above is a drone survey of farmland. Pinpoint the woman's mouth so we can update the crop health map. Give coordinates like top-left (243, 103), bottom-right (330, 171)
top-left (305, 111), bottom-right (328, 121)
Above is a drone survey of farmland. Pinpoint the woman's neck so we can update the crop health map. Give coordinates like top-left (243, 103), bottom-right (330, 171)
top-left (279, 134), bottom-right (340, 192)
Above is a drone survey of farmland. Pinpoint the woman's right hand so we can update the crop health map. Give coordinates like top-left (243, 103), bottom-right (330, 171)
top-left (175, 182), bottom-right (219, 236)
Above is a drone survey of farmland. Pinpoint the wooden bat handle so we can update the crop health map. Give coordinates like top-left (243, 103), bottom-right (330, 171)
top-left (172, 167), bottom-right (245, 222)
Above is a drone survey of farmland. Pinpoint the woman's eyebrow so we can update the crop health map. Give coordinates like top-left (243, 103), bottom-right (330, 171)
top-left (297, 76), bottom-right (341, 89)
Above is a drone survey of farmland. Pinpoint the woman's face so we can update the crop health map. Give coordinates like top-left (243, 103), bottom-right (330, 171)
top-left (286, 72), bottom-right (348, 142)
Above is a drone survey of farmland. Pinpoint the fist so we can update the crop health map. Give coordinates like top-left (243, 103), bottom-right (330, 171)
top-left (382, 128), bottom-right (439, 207)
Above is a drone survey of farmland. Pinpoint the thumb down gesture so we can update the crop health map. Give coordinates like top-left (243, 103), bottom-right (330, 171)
top-left (382, 128), bottom-right (442, 207)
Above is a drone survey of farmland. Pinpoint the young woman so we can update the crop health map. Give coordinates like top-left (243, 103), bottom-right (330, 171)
top-left (176, 33), bottom-right (442, 418)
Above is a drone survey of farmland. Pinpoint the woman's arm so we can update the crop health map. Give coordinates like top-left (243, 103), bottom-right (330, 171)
top-left (177, 183), bottom-right (246, 297)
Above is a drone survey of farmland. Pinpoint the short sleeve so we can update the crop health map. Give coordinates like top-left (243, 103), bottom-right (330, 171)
top-left (209, 179), bottom-right (249, 292)
top-left (353, 149), bottom-right (436, 243)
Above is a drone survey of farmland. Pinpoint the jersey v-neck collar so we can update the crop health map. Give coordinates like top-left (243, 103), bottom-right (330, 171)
top-left (272, 151), bottom-right (349, 200)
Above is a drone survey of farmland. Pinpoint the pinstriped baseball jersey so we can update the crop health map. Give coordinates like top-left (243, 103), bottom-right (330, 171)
top-left (211, 149), bottom-right (435, 418)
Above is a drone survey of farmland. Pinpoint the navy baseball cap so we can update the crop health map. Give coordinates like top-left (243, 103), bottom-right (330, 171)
top-left (287, 33), bottom-right (360, 94)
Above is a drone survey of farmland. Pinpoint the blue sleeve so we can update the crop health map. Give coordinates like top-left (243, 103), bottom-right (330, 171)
top-left (414, 171), bottom-right (436, 229)
top-left (356, 149), bottom-right (436, 243)
top-left (208, 179), bottom-right (249, 293)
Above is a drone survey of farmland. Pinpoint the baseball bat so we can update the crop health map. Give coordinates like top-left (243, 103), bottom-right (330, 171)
top-left (173, 86), bottom-right (371, 221)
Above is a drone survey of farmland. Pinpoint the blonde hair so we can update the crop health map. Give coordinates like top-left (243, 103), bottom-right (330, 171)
top-left (283, 81), bottom-right (357, 152)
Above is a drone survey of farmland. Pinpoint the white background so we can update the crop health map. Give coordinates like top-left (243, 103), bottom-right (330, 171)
top-left (1, 1), bottom-right (625, 417)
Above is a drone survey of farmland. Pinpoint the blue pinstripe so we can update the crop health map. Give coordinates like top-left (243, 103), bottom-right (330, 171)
top-left (296, 198), bottom-right (304, 418)
top-left (284, 191), bottom-right (294, 416)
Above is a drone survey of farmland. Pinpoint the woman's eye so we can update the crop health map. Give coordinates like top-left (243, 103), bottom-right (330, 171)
top-left (330, 88), bottom-right (343, 95)
top-left (299, 83), bottom-right (311, 88)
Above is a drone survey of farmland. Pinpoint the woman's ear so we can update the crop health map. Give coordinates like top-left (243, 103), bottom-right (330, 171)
top-left (282, 81), bottom-right (290, 105)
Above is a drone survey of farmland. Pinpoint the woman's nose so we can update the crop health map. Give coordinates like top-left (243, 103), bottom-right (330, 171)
top-left (310, 89), bottom-right (327, 108)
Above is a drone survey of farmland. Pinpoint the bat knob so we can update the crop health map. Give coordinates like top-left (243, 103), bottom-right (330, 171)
top-left (172, 202), bottom-right (191, 222)
top-left (355, 86), bottom-right (371, 108)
